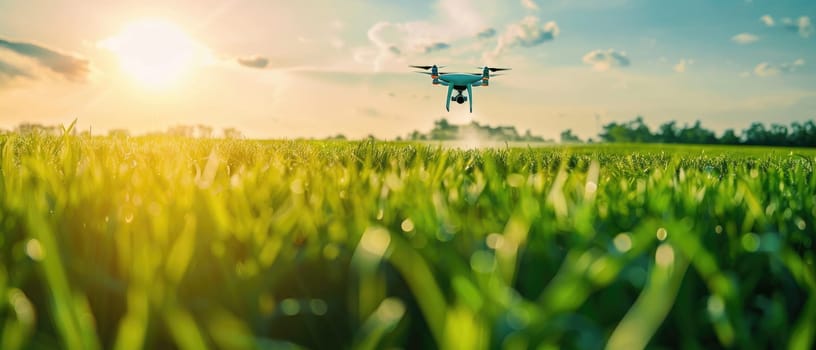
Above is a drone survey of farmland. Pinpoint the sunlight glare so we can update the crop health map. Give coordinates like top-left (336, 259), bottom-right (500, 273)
top-left (100, 19), bottom-right (203, 88)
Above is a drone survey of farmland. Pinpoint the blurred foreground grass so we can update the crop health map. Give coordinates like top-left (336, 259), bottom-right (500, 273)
top-left (1, 131), bottom-right (815, 349)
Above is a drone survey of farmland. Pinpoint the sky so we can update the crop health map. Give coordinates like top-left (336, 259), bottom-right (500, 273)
top-left (0, 0), bottom-right (814, 140)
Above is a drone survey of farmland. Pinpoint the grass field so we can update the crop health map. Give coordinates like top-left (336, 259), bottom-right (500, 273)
top-left (1, 130), bottom-right (815, 349)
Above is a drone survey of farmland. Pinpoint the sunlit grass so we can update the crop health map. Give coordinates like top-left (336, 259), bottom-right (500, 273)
top-left (1, 129), bottom-right (815, 349)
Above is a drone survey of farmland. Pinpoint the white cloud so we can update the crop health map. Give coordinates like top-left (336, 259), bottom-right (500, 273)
top-left (781, 16), bottom-right (813, 38)
top-left (760, 15), bottom-right (774, 27)
top-left (582, 49), bottom-right (630, 72)
top-left (731, 33), bottom-right (759, 44)
top-left (754, 59), bottom-right (805, 77)
top-left (521, 0), bottom-right (539, 11)
top-left (785, 59), bottom-right (806, 72)
top-left (487, 16), bottom-right (559, 60)
top-left (759, 15), bottom-right (811, 38)
top-left (754, 63), bottom-right (778, 77)
top-left (356, 0), bottom-right (488, 71)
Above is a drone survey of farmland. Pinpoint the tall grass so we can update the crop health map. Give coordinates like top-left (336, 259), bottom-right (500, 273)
top-left (1, 131), bottom-right (815, 349)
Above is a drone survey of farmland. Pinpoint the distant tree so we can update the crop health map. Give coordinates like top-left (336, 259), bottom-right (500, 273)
top-left (197, 124), bottom-right (213, 138)
top-left (325, 134), bottom-right (347, 140)
top-left (407, 120), bottom-right (548, 142)
top-left (17, 123), bottom-right (46, 135)
top-left (597, 116), bottom-right (816, 147)
top-left (788, 121), bottom-right (816, 147)
top-left (435, 119), bottom-right (452, 131)
top-left (743, 123), bottom-right (768, 146)
top-left (599, 122), bottom-right (631, 142)
top-left (560, 129), bottom-right (582, 143)
top-left (658, 121), bottom-right (678, 143)
top-left (719, 129), bottom-right (741, 145)
top-left (629, 117), bottom-right (654, 142)
top-left (768, 124), bottom-right (789, 146)
top-left (223, 127), bottom-right (243, 139)
top-left (677, 120), bottom-right (716, 144)
top-left (522, 129), bottom-right (546, 142)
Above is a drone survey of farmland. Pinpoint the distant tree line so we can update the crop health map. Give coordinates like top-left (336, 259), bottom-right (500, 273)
top-left (600, 116), bottom-right (816, 147)
top-left (403, 119), bottom-right (554, 142)
top-left (5, 117), bottom-right (816, 147)
top-left (2, 123), bottom-right (243, 139)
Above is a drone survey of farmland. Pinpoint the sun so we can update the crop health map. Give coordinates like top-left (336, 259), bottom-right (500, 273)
top-left (101, 19), bottom-right (202, 88)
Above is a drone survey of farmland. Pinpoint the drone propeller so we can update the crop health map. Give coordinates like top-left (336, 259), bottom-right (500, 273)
top-left (478, 66), bottom-right (512, 72)
top-left (410, 65), bottom-right (445, 70)
top-left (413, 70), bottom-right (449, 75)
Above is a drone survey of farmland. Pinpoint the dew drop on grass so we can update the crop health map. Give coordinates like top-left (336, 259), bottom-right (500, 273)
top-left (656, 227), bottom-right (668, 241)
top-left (715, 225), bottom-right (723, 234)
top-left (741, 233), bottom-right (760, 252)
top-left (124, 212), bottom-right (134, 223)
top-left (613, 233), bottom-right (632, 253)
top-left (375, 298), bottom-right (405, 323)
top-left (470, 250), bottom-right (496, 273)
top-left (486, 233), bottom-right (505, 250)
top-left (25, 239), bottom-right (44, 261)
top-left (400, 218), bottom-right (414, 232)
top-left (309, 299), bottom-right (328, 316)
top-left (360, 227), bottom-right (391, 257)
top-left (796, 218), bottom-right (806, 230)
top-left (707, 295), bottom-right (725, 319)
top-left (655, 244), bottom-right (674, 267)
top-left (585, 181), bottom-right (598, 194)
top-left (280, 299), bottom-right (300, 316)
top-left (7, 289), bottom-right (35, 324)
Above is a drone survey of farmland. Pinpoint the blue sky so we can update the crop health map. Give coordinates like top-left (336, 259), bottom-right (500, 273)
top-left (0, 0), bottom-right (813, 139)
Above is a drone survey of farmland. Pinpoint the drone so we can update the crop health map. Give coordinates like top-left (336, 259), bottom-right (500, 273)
top-left (412, 65), bottom-right (511, 113)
